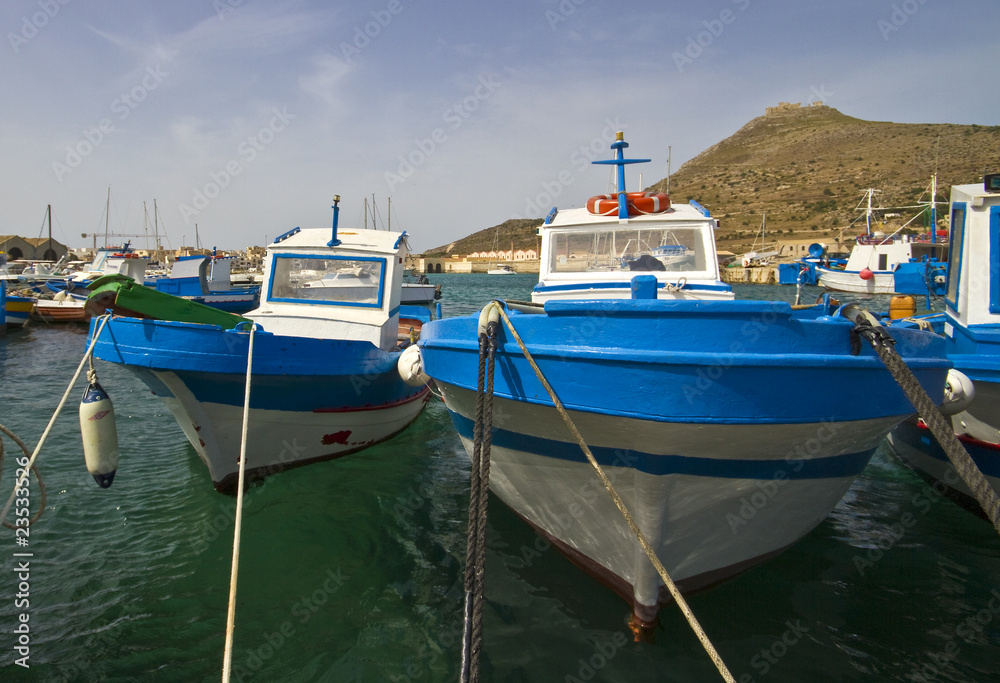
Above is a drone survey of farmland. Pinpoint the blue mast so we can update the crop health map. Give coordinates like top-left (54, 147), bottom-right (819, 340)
top-left (591, 132), bottom-right (650, 220)
top-left (328, 195), bottom-right (342, 247)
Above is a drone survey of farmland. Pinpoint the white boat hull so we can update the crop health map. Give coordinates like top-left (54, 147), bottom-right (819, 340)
top-left (817, 267), bottom-right (896, 294)
top-left (439, 383), bottom-right (899, 621)
top-left (140, 367), bottom-right (428, 490)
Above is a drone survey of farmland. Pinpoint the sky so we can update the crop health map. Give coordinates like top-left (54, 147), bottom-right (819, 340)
top-left (2, 0), bottom-right (999, 253)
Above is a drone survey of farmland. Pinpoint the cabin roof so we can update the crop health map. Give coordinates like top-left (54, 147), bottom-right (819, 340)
top-left (543, 202), bottom-right (713, 229)
top-left (269, 227), bottom-right (405, 255)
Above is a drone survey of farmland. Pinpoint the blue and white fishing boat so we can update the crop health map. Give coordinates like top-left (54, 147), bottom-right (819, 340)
top-left (415, 133), bottom-right (951, 626)
top-left (812, 181), bottom-right (949, 296)
top-left (887, 178), bottom-right (1000, 515)
top-left (89, 198), bottom-right (430, 491)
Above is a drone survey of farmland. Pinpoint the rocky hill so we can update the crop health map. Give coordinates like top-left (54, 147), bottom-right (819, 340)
top-left (423, 105), bottom-right (1000, 256)
top-left (422, 218), bottom-right (543, 257)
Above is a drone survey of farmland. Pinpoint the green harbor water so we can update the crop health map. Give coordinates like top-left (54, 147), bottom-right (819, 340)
top-left (1, 275), bottom-right (998, 682)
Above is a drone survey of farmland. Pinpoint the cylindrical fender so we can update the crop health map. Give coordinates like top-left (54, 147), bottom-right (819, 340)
top-left (79, 382), bottom-right (120, 488)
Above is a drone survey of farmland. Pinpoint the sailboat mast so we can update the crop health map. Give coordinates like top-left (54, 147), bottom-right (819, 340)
top-left (104, 186), bottom-right (110, 247)
top-left (866, 189), bottom-right (873, 236)
top-left (153, 199), bottom-right (161, 262)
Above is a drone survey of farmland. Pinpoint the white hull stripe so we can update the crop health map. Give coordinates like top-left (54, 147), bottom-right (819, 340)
top-left (448, 411), bottom-right (873, 480)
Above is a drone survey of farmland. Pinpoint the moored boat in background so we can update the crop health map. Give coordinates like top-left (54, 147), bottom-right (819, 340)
top-left (813, 180), bottom-right (949, 296)
top-left (88, 197), bottom-right (430, 491)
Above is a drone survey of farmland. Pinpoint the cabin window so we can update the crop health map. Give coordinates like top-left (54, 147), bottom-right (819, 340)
top-left (547, 226), bottom-right (708, 274)
top-left (945, 203), bottom-right (965, 309)
top-left (268, 255), bottom-right (385, 308)
top-left (878, 254), bottom-right (888, 271)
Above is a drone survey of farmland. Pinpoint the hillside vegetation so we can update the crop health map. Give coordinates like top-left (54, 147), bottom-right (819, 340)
top-left (424, 105), bottom-right (1000, 256)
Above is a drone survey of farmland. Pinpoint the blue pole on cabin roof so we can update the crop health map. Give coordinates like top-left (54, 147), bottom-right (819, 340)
top-left (591, 132), bottom-right (650, 220)
top-left (328, 195), bottom-right (342, 247)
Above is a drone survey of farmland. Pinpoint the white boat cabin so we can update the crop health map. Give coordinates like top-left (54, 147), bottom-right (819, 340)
top-left (943, 181), bottom-right (1000, 330)
top-left (248, 226), bottom-right (407, 350)
top-left (532, 202), bottom-right (733, 303)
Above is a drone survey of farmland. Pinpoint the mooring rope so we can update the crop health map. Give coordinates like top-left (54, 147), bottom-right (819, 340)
top-left (845, 306), bottom-right (1000, 534)
top-left (460, 305), bottom-right (499, 683)
top-left (0, 424), bottom-right (46, 528)
top-left (222, 323), bottom-right (258, 683)
top-left (0, 314), bottom-right (110, 528)
top-left (490, 302), bottom-right (737, 683)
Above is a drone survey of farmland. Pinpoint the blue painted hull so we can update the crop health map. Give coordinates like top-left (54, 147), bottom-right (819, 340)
top-left (888, 417), bottom-right (1000, 519)
top-left (887, 317), bottom-right (1000, 513)
top-left (89, 316), bottom-right (429, 489)
top-left (419, 299), bottom-right (950, 620)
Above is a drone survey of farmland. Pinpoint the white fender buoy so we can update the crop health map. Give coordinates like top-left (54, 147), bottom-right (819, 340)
top-left (940, 369), bottom-right (975, 416)
top-left (79, 382), bottom-right (119, 488)
top-left (397, 344), bottom-right (430, 387)
top-left (54, 290), bottom-right (68, 301)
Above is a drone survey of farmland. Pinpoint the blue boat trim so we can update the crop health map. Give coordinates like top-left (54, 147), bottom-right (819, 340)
top-left (449, 412), bottom-right (872, 480)
top-left (532, 281), bottom-right (733, 294)
top-left (273, 227), bottom-right (300, 244)
top-left (690, 200), bottom-right (710, 217)
top-left (266, 254), bottom-right (387, 309)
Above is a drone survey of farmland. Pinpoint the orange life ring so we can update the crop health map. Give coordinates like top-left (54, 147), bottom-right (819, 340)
top-left (587, 192), bottom-right (670, 216)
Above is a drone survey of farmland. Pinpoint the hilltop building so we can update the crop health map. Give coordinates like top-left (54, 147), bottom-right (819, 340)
top-left (764, 101), bottom-right (824, 115)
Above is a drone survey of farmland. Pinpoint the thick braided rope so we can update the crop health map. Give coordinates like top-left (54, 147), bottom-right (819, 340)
top-left (859, 323), bottom-right (1000, 533)
top-left (461, 331), bottom-right (490, 683)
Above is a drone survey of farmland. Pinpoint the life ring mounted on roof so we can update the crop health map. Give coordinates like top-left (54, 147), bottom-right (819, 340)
top-left (587, 192), bottom-right (670, 217)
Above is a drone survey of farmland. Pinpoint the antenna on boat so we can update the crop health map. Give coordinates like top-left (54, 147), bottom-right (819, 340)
top-left (666, 145), bottom-right (671, 194)
top-left (328, 195), bottom-right (342, 247)
top-left (591, 132), bottom-right (650, 220)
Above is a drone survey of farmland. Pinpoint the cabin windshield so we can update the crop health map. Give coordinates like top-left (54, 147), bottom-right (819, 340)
top-left (547, 225), bottom-right (708, 274)
top-left (268, 255), bottom-right (385, 308)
